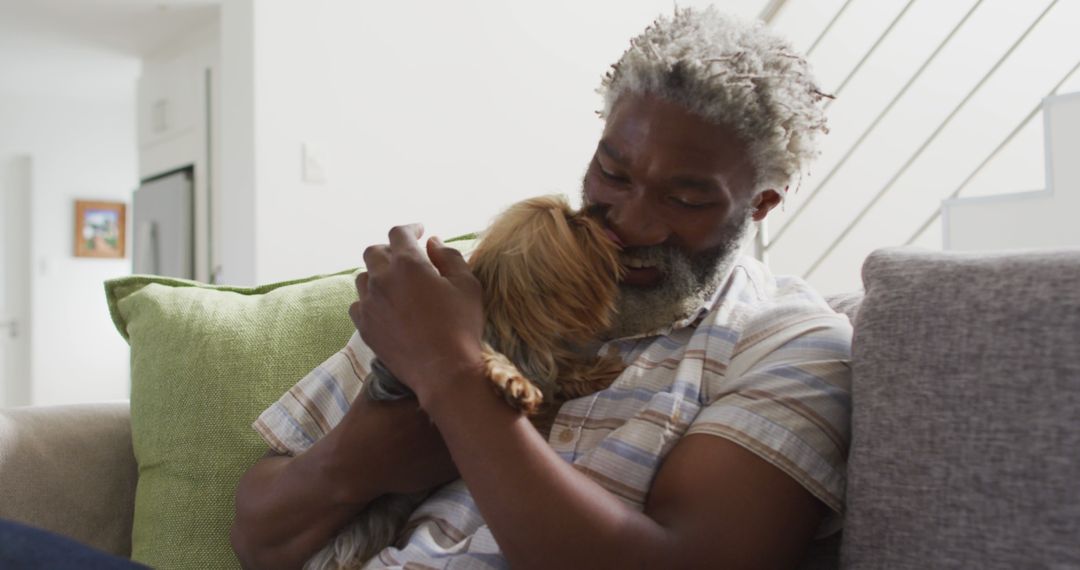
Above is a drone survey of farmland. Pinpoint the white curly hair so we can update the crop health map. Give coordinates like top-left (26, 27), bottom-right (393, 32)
top-left (598, 6), bottom-right (830, 195)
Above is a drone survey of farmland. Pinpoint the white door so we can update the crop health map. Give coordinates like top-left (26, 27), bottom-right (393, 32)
top-left (1, 155), bottom-right (32, 408)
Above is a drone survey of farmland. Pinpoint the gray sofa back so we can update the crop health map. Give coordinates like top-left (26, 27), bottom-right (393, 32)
top-left (842, 248), bottom-right (1080, 569)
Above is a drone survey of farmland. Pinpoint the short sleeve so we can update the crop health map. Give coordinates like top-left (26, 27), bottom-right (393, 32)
top-left (252, 331), bottom-right (375, 456)
top-left (687, 307), bottom-right (852, 533)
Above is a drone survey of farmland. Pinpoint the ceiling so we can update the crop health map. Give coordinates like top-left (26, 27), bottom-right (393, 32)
top-left (0, 0), bottom-right (218, 99)
top-left (0, 0), bottom-right (218, 56)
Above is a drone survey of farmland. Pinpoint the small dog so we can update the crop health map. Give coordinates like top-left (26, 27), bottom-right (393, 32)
top-left (304, 195), bottom-right (626, 569)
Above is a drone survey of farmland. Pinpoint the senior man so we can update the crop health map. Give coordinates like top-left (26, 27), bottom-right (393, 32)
top-left (232, 7), bottom-right (851, 570)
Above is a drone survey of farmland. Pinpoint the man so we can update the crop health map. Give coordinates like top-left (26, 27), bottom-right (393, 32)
top-left (232, 7), bottom-right (850, 569)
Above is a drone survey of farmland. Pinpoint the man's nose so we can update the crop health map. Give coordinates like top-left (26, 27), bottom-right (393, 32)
top-left (607, 192), bottom-right (669, 247)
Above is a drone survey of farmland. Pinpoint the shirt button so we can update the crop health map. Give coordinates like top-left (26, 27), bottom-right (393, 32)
top-left (558, 428), bottom-right (575, 443)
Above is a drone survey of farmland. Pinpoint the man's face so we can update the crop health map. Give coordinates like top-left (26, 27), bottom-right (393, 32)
top-left (582, 93), bottom-right (772, 337)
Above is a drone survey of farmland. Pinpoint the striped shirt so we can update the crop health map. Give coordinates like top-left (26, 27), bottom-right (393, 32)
top-left (253, 255), bottom-right (853, 569)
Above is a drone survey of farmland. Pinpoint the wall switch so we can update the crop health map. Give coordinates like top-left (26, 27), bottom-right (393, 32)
top-left (302, 142), bottom-right (327, 185)
top-left (152, 99), bottom-right (169, 133)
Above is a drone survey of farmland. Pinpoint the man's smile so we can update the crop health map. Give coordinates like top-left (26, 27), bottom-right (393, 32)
top-left (599, 226), bottom-right (666, 287)
top-left (620, 261), bottom-right (664, 287)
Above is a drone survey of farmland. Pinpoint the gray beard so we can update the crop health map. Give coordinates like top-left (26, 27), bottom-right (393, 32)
top-left (606, 208), bottom-right (753, 339)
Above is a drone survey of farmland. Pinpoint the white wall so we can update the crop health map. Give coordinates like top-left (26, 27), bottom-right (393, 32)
top-left (216, 0), bottom-right (767, 285)
top-left (138, 19), bottom-right (221, 283)
top-left (218, 0), bottom-right (257, 285)
top-left (0, 90), bottom-right (138, 405)
top-left (943, 91), bottom-right (1080, 251)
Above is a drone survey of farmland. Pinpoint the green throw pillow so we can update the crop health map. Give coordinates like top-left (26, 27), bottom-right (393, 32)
top-left (106, 237), bottom-right (476, 569)
top-left (106, 270), bottom-right (360, 569)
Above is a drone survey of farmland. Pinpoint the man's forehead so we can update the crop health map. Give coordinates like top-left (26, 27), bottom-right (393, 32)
top-left (601, 93), bottom-right (757, 188)
top-left (605, 93), bottom-right (748, 149)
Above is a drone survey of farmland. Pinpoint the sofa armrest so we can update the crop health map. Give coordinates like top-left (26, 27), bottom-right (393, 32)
top-left (0, 402), bottom-right (137, 558)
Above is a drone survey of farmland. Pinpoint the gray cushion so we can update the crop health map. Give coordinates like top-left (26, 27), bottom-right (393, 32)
top-left (0, 403), bottom-right (137, 557)
top-left (842, 247), bottom-right (1080, 569)
top-left (825, 291), bottom-right (864, 325)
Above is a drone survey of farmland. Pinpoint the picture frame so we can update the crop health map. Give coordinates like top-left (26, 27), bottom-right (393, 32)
top-left (74, 200), bottom-right (126, 259)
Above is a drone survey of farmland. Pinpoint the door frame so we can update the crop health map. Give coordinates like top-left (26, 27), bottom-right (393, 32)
top-left (1, 154), bottom-right (33, 407)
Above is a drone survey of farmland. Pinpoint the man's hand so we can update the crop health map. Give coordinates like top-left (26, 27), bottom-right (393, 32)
top-left (349, 224), bottom-right (487, 408)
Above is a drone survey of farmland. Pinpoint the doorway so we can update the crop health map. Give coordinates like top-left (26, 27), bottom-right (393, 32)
top-left (0, 155), bottom-right (32, 408)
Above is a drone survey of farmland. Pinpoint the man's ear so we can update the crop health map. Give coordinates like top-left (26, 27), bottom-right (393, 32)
top-left (750, 190), bottom-right (782, 222)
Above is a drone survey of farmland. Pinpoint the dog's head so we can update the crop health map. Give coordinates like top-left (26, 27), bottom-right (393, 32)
top-left (470, 195), bottom-right (623, 373)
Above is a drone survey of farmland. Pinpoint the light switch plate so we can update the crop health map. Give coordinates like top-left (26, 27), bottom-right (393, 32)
top-left (302, 142), bottom-right (327, 185)
top-left (152, 99), bottom-right (169, 134)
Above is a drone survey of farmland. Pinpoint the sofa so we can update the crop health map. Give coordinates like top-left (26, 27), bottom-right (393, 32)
top-left (1, 247), bottom-right (1078, 569)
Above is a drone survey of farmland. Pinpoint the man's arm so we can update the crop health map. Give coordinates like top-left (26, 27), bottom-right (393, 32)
top-left (354, 226), bottom-right (839, 568)
top-left (231, 440), bottom-right (372, 570)
top-left (423, 367), bottom-right (825, 570)
top-left (231, 394), bottom-right (458, 570)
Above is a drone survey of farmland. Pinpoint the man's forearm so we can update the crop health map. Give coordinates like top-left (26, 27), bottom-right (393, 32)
top-left (231, 425), bottom-right (378, 570)
top-left (421, 372), bottom-right (673, 570)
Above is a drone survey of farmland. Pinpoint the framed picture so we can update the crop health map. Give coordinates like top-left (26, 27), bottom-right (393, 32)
top-left (74, 200), bottom-right (126, 258)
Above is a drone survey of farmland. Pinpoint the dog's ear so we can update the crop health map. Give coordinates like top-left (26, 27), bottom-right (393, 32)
top-left (568, 213), bottom-right (624, 296)
top-left (470, 195), bottom-right (622, 364)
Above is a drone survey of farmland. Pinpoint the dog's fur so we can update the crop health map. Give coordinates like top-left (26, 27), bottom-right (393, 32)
top-left (304, 195), bottom-right (626, 570)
